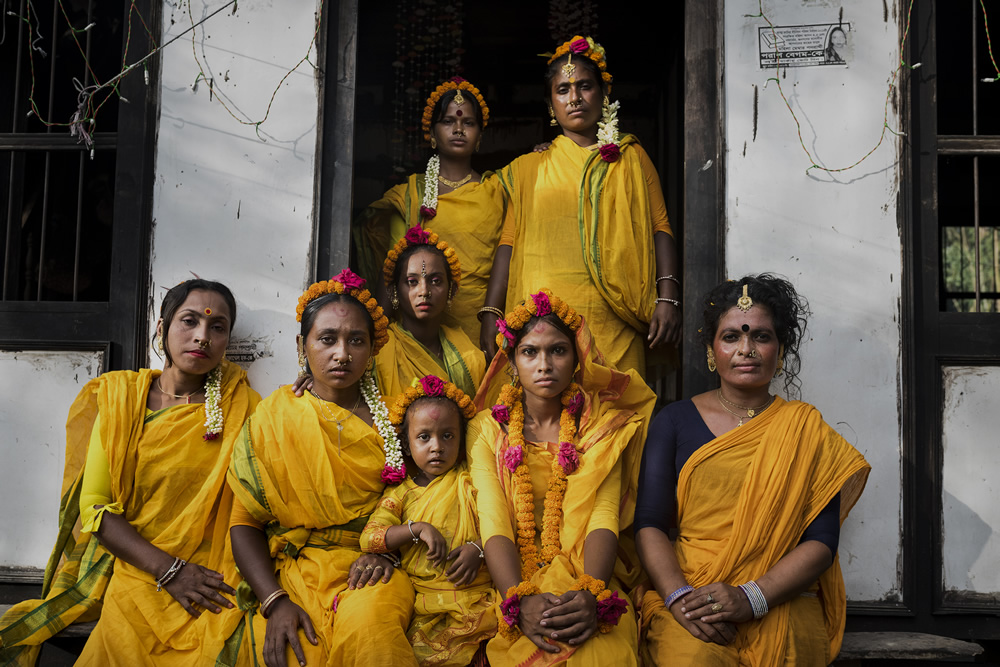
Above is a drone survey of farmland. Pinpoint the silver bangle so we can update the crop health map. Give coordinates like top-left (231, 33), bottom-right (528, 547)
top-left (407, 519), bottom-right (420, 544)
top-left (739, 581), bottom-right (769, 619)
top-left (377, 552), bottom-right (401, 568)
top-left (155, 557), bottom-right (186, 592)
top-left (656, 275), bottom-right (681, 286)
top-left (656, 297), bottom-right (680, 307)
top-left (467, 541), bottom-right (485, 559)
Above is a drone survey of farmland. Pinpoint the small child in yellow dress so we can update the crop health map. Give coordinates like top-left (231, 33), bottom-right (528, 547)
top-left (361, 374), bottom-right (497, 666)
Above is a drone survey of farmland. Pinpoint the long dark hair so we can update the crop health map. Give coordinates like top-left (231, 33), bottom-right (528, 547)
top-left (157, 279), bottom-right (237, 366)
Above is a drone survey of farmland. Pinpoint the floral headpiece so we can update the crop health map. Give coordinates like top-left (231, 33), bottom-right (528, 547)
top-left (421, 76), bottom-right (490, 141)
top-left (383, 225), bottom-right (462, 289)
top-left (296, 269), bottom-right (390, 354)
top-left (388, 375), bottom-right (477, 434)
top-left (545, 36), bottom-right (613, 91)
top-left (495, 289), bottom-right (582, 353)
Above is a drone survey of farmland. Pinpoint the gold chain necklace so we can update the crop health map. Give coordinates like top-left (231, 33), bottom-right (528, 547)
top-left (156, 377), bottom-right (202, 404)
top-left (310, 390), bottom-right (362, 453)
top-left (716, 389), bottom-right (774, 427)
top-left (438, 172), bottom-right (472, 188)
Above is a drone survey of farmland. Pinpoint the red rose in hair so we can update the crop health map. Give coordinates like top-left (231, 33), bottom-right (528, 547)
top-left (404, 225), bottom-right (431, 245)
top-left (599, 143), bottom-right (620, 163)
top-left (332, 269), bottom-right (365, 291)
top-left (569, 38), bottom-right (590, 54)
top-left (420, 206), bottom-right (437, 220)
top-left (419, 375), bottom-right (445, 397)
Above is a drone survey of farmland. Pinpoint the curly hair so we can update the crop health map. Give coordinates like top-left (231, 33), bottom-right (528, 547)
top-left (697, 274), bottom-right (810, 397)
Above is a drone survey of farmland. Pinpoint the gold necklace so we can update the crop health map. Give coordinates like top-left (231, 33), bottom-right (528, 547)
top-left (716, 389), bottom-right (773, 427)
top-left (156, 377), bottom-right (202, 404)
top-left (438, 172), bottom-right (472, 188)
top-left (310, 390), bottom-right (362, 453)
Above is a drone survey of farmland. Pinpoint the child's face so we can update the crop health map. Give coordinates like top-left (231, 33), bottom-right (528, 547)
top-left (406, 399), bottom-right (462, 484)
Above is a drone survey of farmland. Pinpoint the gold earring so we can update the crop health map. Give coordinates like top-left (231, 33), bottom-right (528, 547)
top-left (297, 338), bottom-right (307, 378)
top-left (430, 137), bottom-right (437, 150)
top-left (775, 356), bottom-right (784, 377)
top-left (548, 103), bottom-right (557, 126)
top-left (390, 285), bottom-right (399, 310)
top-left (155, 334), bottom-right (164, 356)
top-left (706, 348), bottom-right (717, 373)
top-left (475, 138), bottom-right (481, 152)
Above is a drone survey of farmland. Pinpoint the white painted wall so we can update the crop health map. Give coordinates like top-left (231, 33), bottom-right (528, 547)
top-left (941, 366), bottom-right (1000, 597)
top-left (0, 350), bottom-right (104, 569)
top-left (724, 1), bottom-right (902, 602)
top-left (148, 0), bottom-right (322, 396)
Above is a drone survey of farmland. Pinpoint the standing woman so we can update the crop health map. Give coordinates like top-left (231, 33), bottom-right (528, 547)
top-left (375, 225), bottom-right (485, 405)
top-left (634, 275), bottom-right (870, 665)
top-left (480, 37), bottom-right (681, 375)
top-left (0, 279), bottom-right (260, 666)
top-left (228, 269), bottom-right (417, 667)
top-left (356, 77), bottom-right (506, 343)
top-left (468, 289), bottom-right (655, 666)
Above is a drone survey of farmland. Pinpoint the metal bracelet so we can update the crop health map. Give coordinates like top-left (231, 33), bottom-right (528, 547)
top-left (656, 297), bottom-right (680, 307)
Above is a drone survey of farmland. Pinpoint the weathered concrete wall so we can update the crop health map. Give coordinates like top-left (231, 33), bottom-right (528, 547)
top-left (724, 1), bottom-right (903, 602)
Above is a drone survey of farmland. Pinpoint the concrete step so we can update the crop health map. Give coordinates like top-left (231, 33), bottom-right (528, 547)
top-left (835, 631), bottom-right (984, 664)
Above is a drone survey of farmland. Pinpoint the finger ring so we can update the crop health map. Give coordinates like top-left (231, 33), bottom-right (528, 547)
top-left (706, 593), bottom-right (715, 603)
top-left (365, 564), bottom-right (374, 570)
top-left (374, 565), bottom-right (384, 570)
top-left (711, 602), bottom-right (723, 613)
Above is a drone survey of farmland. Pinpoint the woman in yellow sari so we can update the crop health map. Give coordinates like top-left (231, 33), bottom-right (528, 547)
top-left (0, 279), bottom-right (261, 666)
top-left (361, 375), bottom-right (496, 666)
top-left (480, 37), bottom-right (680, 375)
top-left (375, 226), bottom-right (485, 406)
top-left (468, 289), bottom-right (655, 666)
top-left (635, 274), bottom-right (871, 666)
top-left (228, 269), bottom-right (416, 667)
top-left (355, 77), bottom-right (505, 343)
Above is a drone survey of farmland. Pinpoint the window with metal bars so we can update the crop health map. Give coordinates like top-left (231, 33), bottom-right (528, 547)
top-left (0, 0), bottom-right (131, 302)
top-left (935, 0), bottom-right (1000, 313)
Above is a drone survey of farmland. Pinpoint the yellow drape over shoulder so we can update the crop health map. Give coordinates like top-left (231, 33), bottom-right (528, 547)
top-left (375, 322), bottom-right (485, 406)
top-left (227, 386), bottom-right (416, 667)
top-left (496, 135), bottom-right (670, 374)
top-left (1, 361), bottom-right (260, 667)
top-left (361, 464), bottom-right (497, 666)
top-left (355, 173), bottom-right (506, 342)
top-left (642, 398), bottom-right (870, 667)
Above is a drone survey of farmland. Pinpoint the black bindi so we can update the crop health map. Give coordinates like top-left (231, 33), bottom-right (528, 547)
top-left (741, 324), bottom-right (750, 332)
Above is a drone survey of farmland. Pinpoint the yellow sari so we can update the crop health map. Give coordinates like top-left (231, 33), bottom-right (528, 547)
top-left (227, 386), bottom-right (416, 667)
top-left (496, 135), bottom-right (671, 375)
top-left (360, 463), bottom-right (497, 666)
top-left (468, 321), bottom-right (655, 665)
top-left (0, 361), bottom-right (260, 666)
top-left (355, 173), bottom-right (506, 342)
top-left (639, 398), bottom-right (870, 666)
top-left (375, 322), bottom-right (486, 406)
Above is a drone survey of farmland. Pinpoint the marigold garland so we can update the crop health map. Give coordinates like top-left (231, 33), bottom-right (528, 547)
top-left (421, 76), bottom-right (490, 141)
top-left (572, 574), bottom-right (627, 633)
top-left (295, 268), bottom-right (390, 354)
top-left (545, 35), bottom-right (613, 91)
top-left (388, 374), bottom-right (477, 433)
top-left (498, 581), bottom-right (542, 641)
top-left (494, 289), bottom-right (582, 354)
top-left (382, 225), bottom-right (462, 291)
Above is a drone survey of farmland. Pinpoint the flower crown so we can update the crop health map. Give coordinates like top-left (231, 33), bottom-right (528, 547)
top-left (546, 36), bottom-right (613, 90)
top-left (388, 375), bottom-right (477, 433)
top-left (422, 77), bottom-right (490, 141)
top-left (495, 289), bottom-right (582, 353)
top-left (296, 269), bottom-right (390, 354)
top-left (383, 225), bottom-right (462, 289)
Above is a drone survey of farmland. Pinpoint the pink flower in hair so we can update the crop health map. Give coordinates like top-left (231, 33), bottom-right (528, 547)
top-left (492, 404), bottom-right (510, 425)
top-left (569, 38), bottom-right (590, 54)
top-left (496, 319), bottom-right (516, 345)
top-left (332, 269), bottom-right (366, 291)
top-left (504, 445), bottom-right (523, 472)
top-left (381, 464), bottom-right (406, 485)
top-left (531, 292), bottom-right (552, 317)
top-left (419, 375), bottom-right (445, 396)
top-left (404, 225), bottom-right (431, 245)
top-left (449, 76), bottom-right (467, 84)
top-left (558, 441), bottom-right (579, 474)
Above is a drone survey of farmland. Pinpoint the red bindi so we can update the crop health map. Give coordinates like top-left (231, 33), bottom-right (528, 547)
top-left (333, 305), bottom-right (350, 317)
top-left (532, 320), bottom-right (550, 334)
top-left (455, 109), bottom-right (463, 117)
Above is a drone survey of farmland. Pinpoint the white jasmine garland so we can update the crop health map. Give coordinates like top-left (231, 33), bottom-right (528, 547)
top-left (421, 154), bottom-right (441, 218)
top-left (597, 99), bottom-right (620, 149)
top-left (362, 369), bottom-right (406, 483)
top-left (202, 366), bottom-right (223, 440)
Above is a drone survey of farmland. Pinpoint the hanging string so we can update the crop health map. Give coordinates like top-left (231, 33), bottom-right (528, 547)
top-left (981, 0), bottom-right (1000, 82)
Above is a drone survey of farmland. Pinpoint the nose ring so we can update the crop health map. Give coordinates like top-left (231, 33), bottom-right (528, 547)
top-left (198, 339), bottom-right (210, 350)
top-left (348, 354), bottom-right (353, 362)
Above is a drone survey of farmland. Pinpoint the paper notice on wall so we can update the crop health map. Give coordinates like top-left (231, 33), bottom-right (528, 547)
top-left (759, 23), bottom-right (852, 68)
top-left (226, 336), bottom-right (274, 368)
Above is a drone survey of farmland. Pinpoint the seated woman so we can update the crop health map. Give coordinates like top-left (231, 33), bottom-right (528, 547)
top-left (355, 76), bottom-right (505, 343)
top-left (0, 279), bottom-right (260, 666)
top-left (468, 289), bottom-right (655, 666)
top-left (361, 375), bottom-right (496, 666)
top-left (228, 269), bottom-right (417, 667)
top-left (376, 226), bottom-right (485, 405)
top-left (635, 274), bottom-right (871, 666)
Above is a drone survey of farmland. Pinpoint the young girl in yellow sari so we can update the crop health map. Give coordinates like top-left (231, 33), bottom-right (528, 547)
top-left (469, 289), bottom-right (655, 666)
top-left (0, 279), bottom-right (260, 666)
top-left (376, 226), bottom-right (485, 406)
top-left (361, 374), bottom-right (497, 666)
